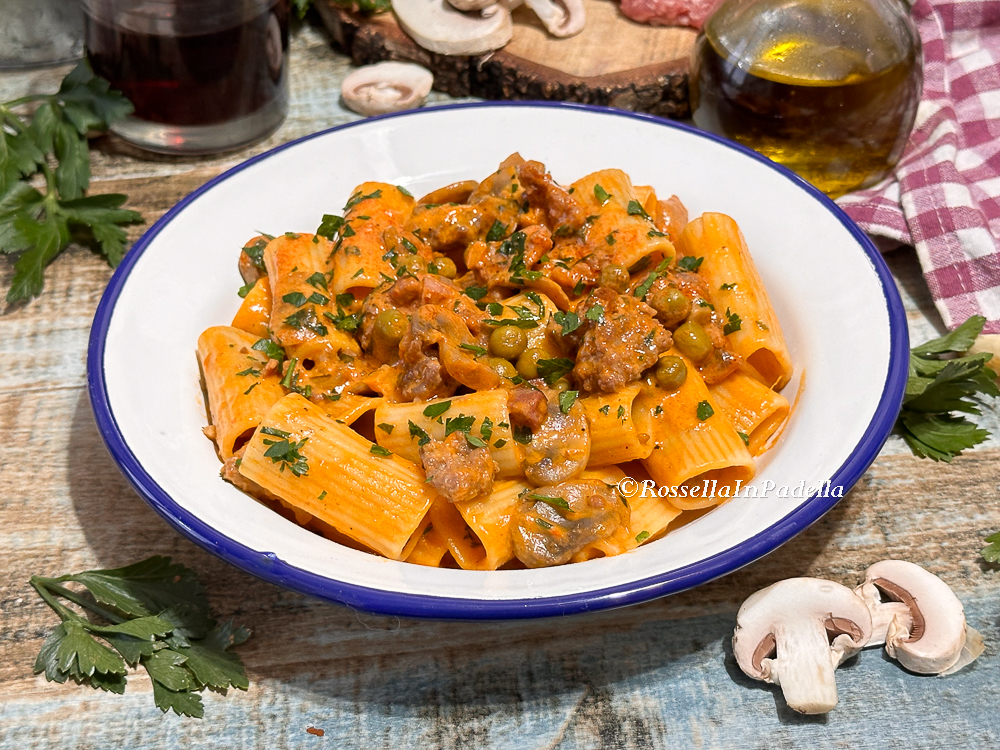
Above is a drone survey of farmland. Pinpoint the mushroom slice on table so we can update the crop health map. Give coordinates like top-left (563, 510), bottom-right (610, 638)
top-left (394, 0), bottom-right (513, 56)
top-left (504, 0), bottom-right (586, 38)
top-left (855, 560), bottom-right (985, 675)
top-left (340, 62), bottom-right (434, 117)
top-left (733, 578), bottom-right (872, 714)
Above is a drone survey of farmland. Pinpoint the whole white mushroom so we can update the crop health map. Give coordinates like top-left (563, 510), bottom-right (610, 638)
top-left (340, 62), bottom-right (434, 117)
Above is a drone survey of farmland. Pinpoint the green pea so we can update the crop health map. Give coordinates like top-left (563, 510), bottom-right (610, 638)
top-left (430, 256), bottom-right (457, 279)
top-left (402, 255), bottom-right (425, 276)
top-left (551, 378), bottom-right (572, 392)
top-left (489, 325), bottom-right (528, 360)
top-left (374, 309), bottom-right (407, 345)
top-left (488, 357), bottom-right (517, 379)
top-left (648, 285), bottom-right (691, 327)
top-left (598, 264), bottom-right (629, 293)
top-left (673, 321), bottom-right (713, 362)
top-left (516, 347), bottom-right (544, 379)
top-left (654, 355), bottom-right (687, 391)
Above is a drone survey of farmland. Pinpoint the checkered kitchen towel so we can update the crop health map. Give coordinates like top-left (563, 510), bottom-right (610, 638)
top-left (837, 0), bottom-right (1000, 333)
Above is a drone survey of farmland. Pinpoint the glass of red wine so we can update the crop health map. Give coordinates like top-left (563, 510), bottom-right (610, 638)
top-left (81, 0), bottom-right (289, 154)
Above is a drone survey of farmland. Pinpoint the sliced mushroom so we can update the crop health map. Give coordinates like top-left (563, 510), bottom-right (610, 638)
top-left (447, 0), bottom-right (496, 9)
top-left (733, 578), bottom-right (872, 714)
top-left (512, 479), bottom-right (627, 567)
top-left (514, 0), bottom-right (586, 37)
top-left (855, 560), bottom-right (984, 674)
top-left (520, 388), bottom-right (590, 485)
top-left (341, 62), bottom-right (433, 117)
top-left (394, 0), bottom-right (513, 56)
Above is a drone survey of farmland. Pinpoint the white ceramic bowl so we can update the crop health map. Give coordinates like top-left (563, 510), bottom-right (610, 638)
top-left (88, 103), bottom-right (907, 619)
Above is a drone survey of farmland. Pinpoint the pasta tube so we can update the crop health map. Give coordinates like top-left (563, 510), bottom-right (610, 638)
top-left (709, 371), bottom-right (790, 457)
top-left (580, 384), bottom-right (655, 466)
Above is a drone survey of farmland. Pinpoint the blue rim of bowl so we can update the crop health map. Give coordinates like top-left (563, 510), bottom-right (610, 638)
top-left (88, 101), bottom-right (908, 620)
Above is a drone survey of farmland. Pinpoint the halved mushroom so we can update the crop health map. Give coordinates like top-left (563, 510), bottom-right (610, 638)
top-left (507, 0), bottom-right (586, 38)
top-left (341, 62), bottom-right (434, 117)
top-left (511, 479), bottom-right (627, 566)
top-left (733, 578), bottom-right (872, 714)
top-left (855, 560), bottom-right (984, 675)
top-left (519, 388), bottom-right (590, 485)
top-left (394, 0), bottom-right (513, 56)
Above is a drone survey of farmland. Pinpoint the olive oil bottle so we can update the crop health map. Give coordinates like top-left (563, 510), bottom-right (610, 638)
top-left (690, 0), bottom-right (922, 198)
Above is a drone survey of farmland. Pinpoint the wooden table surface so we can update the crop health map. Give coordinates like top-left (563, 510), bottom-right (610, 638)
top-left (2, 21), bottom-right (999, 750)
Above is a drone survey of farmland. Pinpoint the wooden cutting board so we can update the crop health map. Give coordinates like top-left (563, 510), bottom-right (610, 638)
top-left (316, 0), bottom-right (697, 117)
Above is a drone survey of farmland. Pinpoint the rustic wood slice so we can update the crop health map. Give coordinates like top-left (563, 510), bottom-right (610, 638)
top-left (316, 0), bottom-right (697, 117)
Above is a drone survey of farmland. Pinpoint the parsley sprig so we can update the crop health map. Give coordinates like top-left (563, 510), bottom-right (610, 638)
top-left (897, 315), bottom-right (999, 461)
top-left (30, 556), bottom-right (250, 718)
top-left (1, 62), bottom-right (142, 302)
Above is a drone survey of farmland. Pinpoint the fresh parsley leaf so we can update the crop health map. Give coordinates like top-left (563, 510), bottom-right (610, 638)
top-left (460, 343), bottom-right (488, 357)
top-left (558, 390), bottom-right (578, 414)
top-left (1, 62), bottom-right (141, 302)
top-left (251, 338), bottom-right (285, 364)
top-left (593, 184), bottom-right (611, 204)
top-left (677, 256), bottom-right (704, 272)
top-left (377, 422), bottom-right (394, 434)
top-left (720, 282), bottom-right (737, 291)
top-left (586, 304), bottom-right (604, 323)
top-left (396, 185), bottom-right (413, 197)
top-left (897, 316), bottom-right (998, 461)
top-left (316, 214), bottom-right (345, 241)
top-left (635, 530), bottom-right (650, 544)
top-left (237, 282), bottom-right (255, 299)
top-left (738, 431), bottom-right (750, 447)
top-left (605, 232), bottom-right (616, 246)
top-left (444, 414), bottom-right (476, 436)
top-left (485, 219), bottom-right (507, 242)
top-left (480, 416), bottom-right (494, 441)
top-left (523, 491), bottom-right (570, 510)
top-left (344, 188), bottom-right (382, 212)
top-left (465, 434), bottom-right (488, 449)
top-left (262, 434), bottom-right (309, 476)
top-left (29, 556), bottom-right (250, 718)
top-left (282, 291), bottom-right (307, 307)
top-left (369, 445), bottom-right (392, 457)
top-left (599, 404), bottom-right (610, 416)
top-left (696, 400), bottom-right (714, 421)
top-left (306, 271), bottom-right (328, 291)
top-left (464, 285), bottom-right (488, 301)
top-left (512, 425), bottom-right (533, 444)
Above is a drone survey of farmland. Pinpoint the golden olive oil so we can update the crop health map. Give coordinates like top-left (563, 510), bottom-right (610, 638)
top-left (690, 0), bottom-right (922, 197)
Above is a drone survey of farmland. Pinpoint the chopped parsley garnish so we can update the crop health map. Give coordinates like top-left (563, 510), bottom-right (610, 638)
top-left (344, 188), bottom-right (382, 212)
top-left (483, 318), bottom-right (538, 329)
top-left (485, 220), bottom-right (508, 242)
top-left (500, 231), bottom-right (542, 284)
top-left (236, 367), bottom-right (261, 377)
top-left (599, 404), bottom-right (611, 416)
top-left (677, 255), bottom-right (704, 272)
top-left (252, 338), bottom-right (285, 364)
top-left (553, 311), bottom-right (581, 336)
top-left (723, 308), bottom-right (742, 335)
top-left (509, 304), bottom-right (540, 321)
top-left (627, 200), bottom-right (651, 220)
top-left (307, 292), bottom-right (329, 305)
top-left (283, 307), bottom-right (327, 336)
top-left (262, 434), bottom-right (309, 476)
top-left (306, 271), bottom-right (328, 291)
top-left (585, 304), bottom-right (604, 323)
top-left (243, 383), bottom-right (259, 395)
top-left (486, 301), bottom-right (504, 316)
top-left (238, 282), bottom-right (255, 299)
top-left (593, 184), bottom-right (611, 204)
top-left (535, 517), bottom-right (554, 529)
top-left (316, 214), bottom-right (345, 240)
top-left (493, 438), bottom-right (508, 448)
top-left (720, 282), bottom-right (737, 291)
top-left (756, 320), bottom-right (770, 332)
top-left (377, 423), bottom-right (394, 434)
top-left (480, 416), bottom-right (494, 441)
top-left (243, 238), bottom-right (268, 271)
top-left (408, 420), bottom-right (431, 446)
top-left (322, 292), bottom-right (362, 333)
top-left (396, 185), bottom-right (413, 197)
top-left (536, 357), bottom-right (575, 386)
top-left (647, 229), bottom-right (667, 238)
top-left (605, 232), bottom-right (616, 246)
top-left (444, 414), bottom-right (476, 436)
top-left (654, 405), bottom-right (663, 416)
top-left (523, 491), bottom-right (570, 510)
top-left (738, 431), bottom-right (750, 447)
top-left (460, 343), bottom-right (488, 357)
top-left (369, 445), bottom-right (392, 457)
top-left (282, 291), bottom-right (308, 307)
top-left (423, 401), bottom-right (452, 418)
top-left (400, 237), bottom-right (418, 255)
top-left (280, 358), bottom-right (299, 388)
top-left (465, 435), bottom-right (488, 449)
top-left (318, 490), bottom-right (327, 500)
top-left (635, 530), bottom-right (650, 544)
top-left (897, 315), bottom-right (999, 462)
top-left (617, 405), bottom-right (626, 420)
top-left (573, 279), bottom-right (585, 296)
top-left (464, 285), bottom-right (488, 301)
top-left (696, 401), bottom-right (714, 421)
top-left (512, 425), bottom-right (533, 444)
top-left (351, 267), bottom-right (365, 279)
top-left (558, 390), bottom-right (578, 414)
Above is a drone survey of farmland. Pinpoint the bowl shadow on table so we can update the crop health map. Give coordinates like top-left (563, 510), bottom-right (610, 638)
top-left (66, 391), bottom-right (849, 730)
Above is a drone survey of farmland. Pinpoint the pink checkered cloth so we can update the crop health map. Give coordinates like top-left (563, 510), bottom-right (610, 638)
top-left (836, 0), bottom-right (1000, 333)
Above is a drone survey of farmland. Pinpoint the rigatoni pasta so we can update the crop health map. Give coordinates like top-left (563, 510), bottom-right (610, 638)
top-left (198, 156), bottom-right (794, 570)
